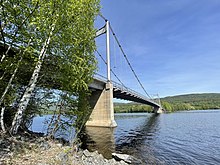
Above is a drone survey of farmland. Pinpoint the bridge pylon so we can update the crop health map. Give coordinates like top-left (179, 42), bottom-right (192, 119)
top-left (86, 20), bottom-right (117, 128)
top-left (86, 81), bottom-right (117, 127)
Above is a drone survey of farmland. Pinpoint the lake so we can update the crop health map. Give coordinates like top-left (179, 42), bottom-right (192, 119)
top-left (31, 110), bottom-right (220, 164)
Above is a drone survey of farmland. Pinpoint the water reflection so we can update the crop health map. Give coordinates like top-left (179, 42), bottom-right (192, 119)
top-left (82, 127), bottom-right (115, 159)
top-left (30, 115), bottom-right (75, 141)
top-left (81, 113), bottom-right (161, 161)
top-left (117, 114), bottom-right (160, 146)
top-left (115, 114), bottom-right (161, 164)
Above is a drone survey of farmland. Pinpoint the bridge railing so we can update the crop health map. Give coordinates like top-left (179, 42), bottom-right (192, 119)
top-left (93, 74), bottom-right (157, 105)
top-left (112, 80), bottom-right (154, 101)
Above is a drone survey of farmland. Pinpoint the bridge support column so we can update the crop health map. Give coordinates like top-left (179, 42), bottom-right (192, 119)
top-left (154, 107), bottom-right (163, 114)
top-left (86, 82), bottom-right (117, 127)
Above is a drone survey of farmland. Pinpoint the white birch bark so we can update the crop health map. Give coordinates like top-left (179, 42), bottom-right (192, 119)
top-left (0, 57), bottom-right (22, 106)
top-left (1, 45), bottom-right (11, 63)
top-left (0, 57), bottom-right (22, 133)
top-left (10, 25), bottom-right (55, 134)
top-left (0, 43), bottom-right (28, 133)
top-left (0, 107), bottom-right (6, 133)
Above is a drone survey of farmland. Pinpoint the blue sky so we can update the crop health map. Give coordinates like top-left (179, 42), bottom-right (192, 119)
top-left (95, 0), bottom-right (220, 97)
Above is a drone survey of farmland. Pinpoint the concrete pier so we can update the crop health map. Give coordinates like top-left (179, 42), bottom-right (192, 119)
top-left (86, 82), bottom-right (117, 127)
top-left (154, 107), bottom-right (163, 114)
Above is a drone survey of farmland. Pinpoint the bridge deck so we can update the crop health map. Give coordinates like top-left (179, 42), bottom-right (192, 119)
top-left (89, 77), bottom-right (161, 108)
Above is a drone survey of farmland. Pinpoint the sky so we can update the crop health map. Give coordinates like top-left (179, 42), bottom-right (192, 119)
top-left (95, 0), bottom-right (220, 98)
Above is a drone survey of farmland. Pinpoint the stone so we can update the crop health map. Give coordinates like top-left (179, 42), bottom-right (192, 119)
top-left (112, 153), bottom-right (142, 164)
top-left (108, 158), bottom-right (117, 164)
top-left (8, 152), bottom-right (14, 157)
top-left (56, 152), bottom-right (69, 164)
top-left (83, 149), bottom-right (92, 157)
top-left (39, 141), bottom-right (51, 150)
top-left (77, 150), bottom-right (129, 165)
top-left (3, 148), bottom-right (10, 152)
top-left (56, 143), bottom-right (63, 147)
top-left (20, 136), bottom-right (25, 141)
top-left (16, 135), bottom-right (21, 140)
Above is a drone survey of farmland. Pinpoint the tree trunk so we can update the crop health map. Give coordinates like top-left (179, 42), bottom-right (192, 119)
top-left (0, 107), bottom-right (6, 133)
top-left (10, 25), bottom-right (55, 135)
top-left (0, 56), bottom-right (22, 106)
top-left (0, 45), bottom-right (11, 63)
top-left (0, 38), bottom-right (32, 103)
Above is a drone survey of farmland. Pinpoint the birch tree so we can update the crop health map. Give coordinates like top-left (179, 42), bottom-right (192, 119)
top-left (0, 0), bottom-right (40, 132)
top-left (7, 0), bottom-right (100, 134)
top-left (10, 24), bottom-right (55, 134)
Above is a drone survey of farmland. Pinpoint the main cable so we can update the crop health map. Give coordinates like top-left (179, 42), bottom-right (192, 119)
top-left (98, 13), bottom-right (108, 21)
top-left (109, 24), bottom-right (152, 99)
top-left (96, 50), bottom-right (125, 87)
top-left (97, 13), bottom-right (152, 99)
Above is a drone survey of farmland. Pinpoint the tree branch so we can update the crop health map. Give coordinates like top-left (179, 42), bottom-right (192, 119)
top-left (0, 1), bottom-right (39, 63)
top-left (0, 20), bottom-right (6, 48)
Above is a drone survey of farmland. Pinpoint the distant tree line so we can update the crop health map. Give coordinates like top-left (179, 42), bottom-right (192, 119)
top-left (162, 93), bottom-right (220, 112)
top-left (114, 103), bottom-right (153, 113)
top-left (114, 93), bottom-right (220, 113)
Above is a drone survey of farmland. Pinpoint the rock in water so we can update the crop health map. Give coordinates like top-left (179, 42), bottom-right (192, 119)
top-left (112, 153), bottom-right (143, 164)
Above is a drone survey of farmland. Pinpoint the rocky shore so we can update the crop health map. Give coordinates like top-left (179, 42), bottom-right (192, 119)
top-left (0, 132), bottom-right (142, 165)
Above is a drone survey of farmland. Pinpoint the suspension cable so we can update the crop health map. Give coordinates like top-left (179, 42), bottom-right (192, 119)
top-left (96, 50), bottom-right (125, 87)
top-left (97, 13), bottom-right (152, 99)
top-left (98, 13), bottom-right (108, 21)
top-left (109, 24), bottom-right (152, 99)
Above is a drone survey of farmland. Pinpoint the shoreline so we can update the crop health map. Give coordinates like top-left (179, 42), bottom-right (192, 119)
top-left (0, 132), bottom-right (141, 165)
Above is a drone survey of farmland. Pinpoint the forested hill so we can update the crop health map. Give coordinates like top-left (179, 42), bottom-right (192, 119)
top-left (114, 93), bottom-right (220, 113)
top-left (161, 93), bottom-right (220, 111)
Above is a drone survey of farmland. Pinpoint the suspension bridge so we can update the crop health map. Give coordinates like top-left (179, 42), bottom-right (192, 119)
top-left (86, 16), bottom-right (163, 128)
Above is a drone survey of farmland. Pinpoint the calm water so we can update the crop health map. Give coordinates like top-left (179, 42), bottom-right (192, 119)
top-left (31, 110), bottom-right (220, 164)
top-left (30, 115), bottom-right (75, 141)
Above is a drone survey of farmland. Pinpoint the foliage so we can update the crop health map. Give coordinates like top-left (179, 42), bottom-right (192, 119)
top-left (161, 101), bottom-right (173, 112)
top-left (0, 0), bottom-right (100, 135)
